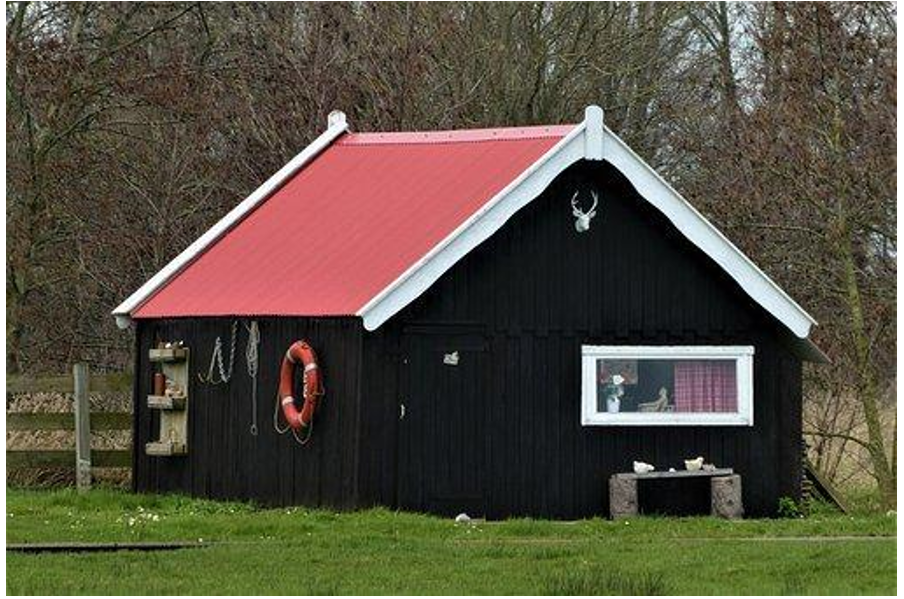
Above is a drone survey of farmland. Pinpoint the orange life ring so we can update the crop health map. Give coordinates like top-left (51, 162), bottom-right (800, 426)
top-left (278, 341), bottom-right (323, 430)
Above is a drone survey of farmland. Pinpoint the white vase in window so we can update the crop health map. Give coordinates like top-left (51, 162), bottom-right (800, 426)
top-left (606, 397), bottom-right (620, 413)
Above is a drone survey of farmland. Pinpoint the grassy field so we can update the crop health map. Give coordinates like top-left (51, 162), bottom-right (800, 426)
top-left (5, 488), bottom-right (896, 595)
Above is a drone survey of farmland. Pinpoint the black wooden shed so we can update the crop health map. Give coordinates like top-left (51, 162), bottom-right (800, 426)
top-left (114, 106), bottom-right (823, 518)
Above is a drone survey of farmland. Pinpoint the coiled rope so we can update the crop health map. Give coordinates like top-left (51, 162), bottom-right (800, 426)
top-left (245, 321), bottom-right (260, 436)
top-left (198, 320), bottom-right (238, 384)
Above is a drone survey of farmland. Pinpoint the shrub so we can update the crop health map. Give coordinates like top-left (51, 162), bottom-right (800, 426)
top-left (777, 496), bottom-right (802, 518)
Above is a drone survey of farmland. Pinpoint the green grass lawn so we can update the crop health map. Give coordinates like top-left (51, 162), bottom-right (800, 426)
top-left (5, 488), bottom-right (896, 595)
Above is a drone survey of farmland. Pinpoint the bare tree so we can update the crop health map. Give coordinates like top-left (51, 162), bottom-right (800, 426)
top-left (671, 3), bottom-right (896, 507)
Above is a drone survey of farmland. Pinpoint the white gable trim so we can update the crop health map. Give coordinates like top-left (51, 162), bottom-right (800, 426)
top-left (111, 112), bottom-right (350, 328)
top-left (358, 105), bottom-right (816, 338)
top-left (357, 116), bottom-right (590, 331)
top-left (600, 125), bottom-right (817, 338)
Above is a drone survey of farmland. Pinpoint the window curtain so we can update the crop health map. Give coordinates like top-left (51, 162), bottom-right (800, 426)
top-left (673, 360), bottom-right (737, 413)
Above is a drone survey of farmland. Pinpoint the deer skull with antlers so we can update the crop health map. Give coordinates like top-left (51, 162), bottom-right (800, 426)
top-left (571, 190), bottom-right (599, 233)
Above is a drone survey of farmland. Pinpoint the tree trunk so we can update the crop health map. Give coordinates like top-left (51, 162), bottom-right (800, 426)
top-left (714, 2), bottom-right (739, 117)
top-left (838, 213), bottom-right (896, 509)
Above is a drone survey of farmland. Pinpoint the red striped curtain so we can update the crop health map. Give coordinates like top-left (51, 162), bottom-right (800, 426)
top-left (673, 360), bottom-right (737, 413)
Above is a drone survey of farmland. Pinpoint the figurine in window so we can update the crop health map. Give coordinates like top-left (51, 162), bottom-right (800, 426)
top-left (638, 387), bottom-right (671, 412)
top-left (601, 374), bottom-right (625, 413)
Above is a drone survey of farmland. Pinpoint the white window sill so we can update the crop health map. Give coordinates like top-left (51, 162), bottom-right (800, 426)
top-left (581, 413), bottom-right (753, 427)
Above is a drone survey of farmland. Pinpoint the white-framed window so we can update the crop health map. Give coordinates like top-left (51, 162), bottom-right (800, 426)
top-left (580, 345), bottom-right (754, 426)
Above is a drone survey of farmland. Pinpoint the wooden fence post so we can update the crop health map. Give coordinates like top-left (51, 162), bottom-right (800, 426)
top-left (73, 363), bottom-right (91, 491)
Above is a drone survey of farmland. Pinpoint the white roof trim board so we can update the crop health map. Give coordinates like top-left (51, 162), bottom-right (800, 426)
top-left (113, 105), bottom-right (816, 339)
top-left (598, 122), bottom-right (817, 338)
top-left (111, 112), bottom-right (350, 329)
top-left (357, 105), bottom-right (816, 338)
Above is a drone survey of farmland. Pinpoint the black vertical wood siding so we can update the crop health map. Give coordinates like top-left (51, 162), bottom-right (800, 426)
top-left (357, 159), bottom-right (803, 518)
top-left (133, 317), bottom-right (362, 508)
top-left (133, 158), bottom-right (804, 518)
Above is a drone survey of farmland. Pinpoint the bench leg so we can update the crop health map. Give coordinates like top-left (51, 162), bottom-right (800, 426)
top-left (609, 476), bottom-right (638, 519)
top-left (711, 475), bottom-right (744, 519)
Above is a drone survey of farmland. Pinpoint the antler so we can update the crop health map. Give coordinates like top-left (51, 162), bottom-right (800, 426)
top-left (570, 191), bottom-right (581, 216)
top-left (587, 191), bottom-right (598, 216)
top-left (571, 190), bottom-right (599, 217)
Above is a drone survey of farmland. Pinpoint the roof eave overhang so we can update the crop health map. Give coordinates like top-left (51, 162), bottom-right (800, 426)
top-left (113, 105), bottom-right (817, 343)
top-left (110, 111), bottom-right (350, 329)
top-left (357, 105), bottom-right (817, 340)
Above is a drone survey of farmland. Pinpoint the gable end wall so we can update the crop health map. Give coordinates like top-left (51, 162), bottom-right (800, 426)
top-left (358, 160), bottom-right (803, 518)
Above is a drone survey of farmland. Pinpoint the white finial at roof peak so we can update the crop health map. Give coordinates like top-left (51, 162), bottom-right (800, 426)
top-left (328, 110), bottom-right (347, 129)
top-left (584, 105), bottom-right (604, 160)
top-left (585, 104), bottom-right (604, 123)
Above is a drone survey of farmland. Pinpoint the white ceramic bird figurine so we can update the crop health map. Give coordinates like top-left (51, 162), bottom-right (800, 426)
top-left (633, 461), bottom-right (655, 474)
top-left (684, 456), bottom-right (704, 471)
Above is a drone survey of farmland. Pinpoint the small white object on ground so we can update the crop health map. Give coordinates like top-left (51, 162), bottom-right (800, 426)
top-left (668, 468), bottom-right (676, 473)
top-left (455, 513), bottom-right (471, 523)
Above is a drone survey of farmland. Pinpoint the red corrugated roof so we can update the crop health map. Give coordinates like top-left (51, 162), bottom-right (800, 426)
top-left (133, 124), bottom-right (574, 318)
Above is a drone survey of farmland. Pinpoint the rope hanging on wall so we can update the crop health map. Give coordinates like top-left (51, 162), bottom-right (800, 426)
top-left (245, 320), bottom-right (260, 436)
top-left (198, 320), bottom-right (238, 384)
top-left (273, 390), bottom-right (314, 445)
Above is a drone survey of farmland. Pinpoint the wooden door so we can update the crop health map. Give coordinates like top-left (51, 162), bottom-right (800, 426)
top-left (398, 326), bottom-right (488, 516)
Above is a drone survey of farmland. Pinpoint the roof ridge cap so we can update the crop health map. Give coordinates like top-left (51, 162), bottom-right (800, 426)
top-left (340, 124), bottom-right (577, 146)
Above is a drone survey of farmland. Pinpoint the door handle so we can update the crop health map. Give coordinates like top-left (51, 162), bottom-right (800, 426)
top-left (400, 403), bottom-right (406, 420)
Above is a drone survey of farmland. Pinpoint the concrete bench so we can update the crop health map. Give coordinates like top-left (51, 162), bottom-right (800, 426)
top-left (609, 468), bottom-right (743, 519)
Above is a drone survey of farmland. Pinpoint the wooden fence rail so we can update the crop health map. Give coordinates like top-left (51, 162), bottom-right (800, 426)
top-left (7, 412), bottom-right (131, 431)
top-left (7, 450), bottom-right (132, 469)
top-left (6, 372), bottom-right (132, 394)
top-left (7, 364), bottom-right (133, 490)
